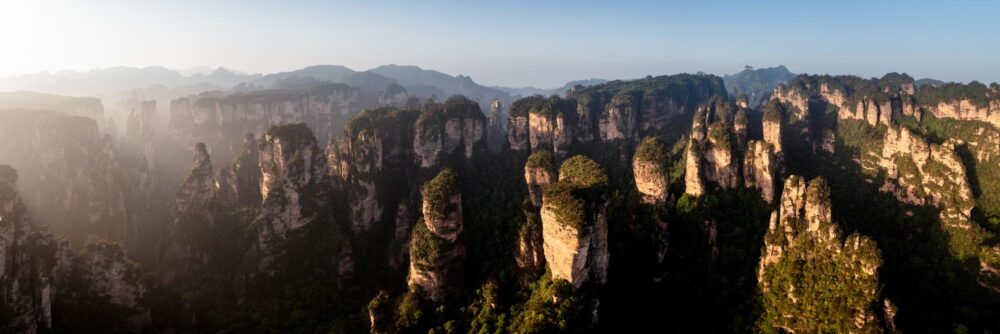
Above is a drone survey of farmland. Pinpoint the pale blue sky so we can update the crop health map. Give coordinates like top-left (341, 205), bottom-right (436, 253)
top-left (1, 0), bottom-right (998, 87)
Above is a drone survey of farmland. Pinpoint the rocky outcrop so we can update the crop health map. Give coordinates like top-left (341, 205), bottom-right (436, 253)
top-left (0, 109), bottom-right (130, 249)
top-left (518, 150), bottom-right (557, 272)
top-left (63, 241), bottom-right (151, 331)
top-left (175, 143), bottom-right (216, 215)
top-left (252, 123), bottom-right (334, 271)
top-left (408, 169), bottom-right (464, 302)
top-left (541, 155), bottom-right (609, 288)
top-left (744, 140), bottom-right (778, 203)
top-left (633, 137), bottom-right (671, 274)
top-left (0, 165), bottom-right (60, 333)
top-left (507, 74), bottom-right (726, 151)
top-left (634, 137), bottom-right (670, 205)
top-left (1, 165), bottom-right (149, 333)
top-left (507, 111), bottom-right (530, 151)
top-left (762, 99), bottom-right (784, 154)
top-left (169, 83), bottom-right (360, 161)
top-left (771, 73), bottom-right (918, 128)
top-left (876, 127), bottom-right (974, 223)
top-left (216, 133), bottom-right (262, 209)
top-left (0, 91), bottom-right (107, 132)
top-left (412, 96), bottom-right (485, 167)
top-left (337, 107), bottom-right (417, 233)
top-left (124, 100), bottom-right (158, 208)
top-left (486, 99), bottom-right (506, 152)
top-left (918, 82), bottom-right (1000, 128)
top-left (684, 97), bottom-right (740, 196)
top-left (757, 176), bottom-right (883, 333)
top-left (525, 150), bottom-right (558, 207)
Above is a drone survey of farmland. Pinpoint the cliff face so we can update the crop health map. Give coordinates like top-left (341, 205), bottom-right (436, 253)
top-left (62, 241), bottom-right (151, 331)
top-left (252, 123), bottom-right (334, 271)
top-left (0, 91), bottom-right (108, 133)
top-left (541, 155), bottom-right (609, 288)
top-left (771, 74), bottom-right (920, 142)
top-left (169, 83), bottom-right (360, 161)
top-left (408, 169), bottom-right (465, 302)
top-left (634, 137), bottom-right (670, 205)
top-left (507, 74), bottom-right (726, 152)
top-left (684, 97), bottom-right (742, 196)
top-left (0, 165), bottom-right (60, 333)
top-left (758, 176), bottom-right (884, 333)
top-left (216, 134), bottom-right (263, 209)
top-left (633, 137), bottom-right (671, 273)
top-left (1, 165), bottom-right (149, 333)
top-left (875, 127), bottom-right (974, 223)
top-left (744, 140), bottom-right (778, 203)
top-left (486, 99), bottom-right (507, 152)
top-left (0, 110), bottom-right (130, 249)
top-left (518, 150), bottom-right (557, 272)
top-left (336, 107), bottom-right (417, 233)
top-left (124, 100), bottom-right (158, 208)
top-left (413, 96), bottom-right (485, 167)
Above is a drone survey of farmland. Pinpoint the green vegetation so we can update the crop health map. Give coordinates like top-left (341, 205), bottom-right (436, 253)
top-left (763, 99), bottom-right (784, 123)
top-left (410, 218), bottom-right (449, 267)
top-left (557, 155), bottom-right (608, 189)
top-left (758, 232), bottom-right (882, 333)
top-left (917, 81), bottom-right (996, 108)
top-left (634, 136), bottom-right (669, 165)
top-left (506, 276), bottom-right (582, 333)
top-left (423, 169), bottom-right (460, 221)
top-left (525, 150), bottom-right (556, 171)
top-left (541, 182), bottom-right (589, 230)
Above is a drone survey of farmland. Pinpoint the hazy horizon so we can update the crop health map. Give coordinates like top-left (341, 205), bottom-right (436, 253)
top-left (3, 0), bottom-right (1000, 88)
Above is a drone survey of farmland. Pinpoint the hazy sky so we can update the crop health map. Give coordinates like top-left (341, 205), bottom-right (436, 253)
top-left (2, 0), bottom-right (999, 87)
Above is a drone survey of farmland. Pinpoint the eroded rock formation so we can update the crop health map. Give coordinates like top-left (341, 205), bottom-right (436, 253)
top-left (541, 155), bottom-right (609, 288)
top-left (408, 169), bottom-right (465, 302)
top-left (684, 97), bottom-right (741, 196)
top-left (252, 123), bottom-right (334, 272)
top-left (757, 176), bottom-right (883, 333)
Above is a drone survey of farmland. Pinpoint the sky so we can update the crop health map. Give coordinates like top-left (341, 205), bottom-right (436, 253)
top-left (1, 0), bottom-right (999, 88)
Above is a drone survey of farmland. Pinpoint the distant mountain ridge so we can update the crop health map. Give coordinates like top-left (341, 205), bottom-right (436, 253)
top-left (722, 65), bottom-right (797, 107)
top-left (495, 78), bottom-right (609, 97)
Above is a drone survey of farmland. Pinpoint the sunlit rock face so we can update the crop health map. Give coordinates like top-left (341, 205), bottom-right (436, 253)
top-left (684, 97), bottom-right (739, 196)
top-left (524, 150), bottom-right (558, 207)
top-left (518, 150), bottom-right (558, 272)
top-left (757, 176), bottom-right (883, 333)
top-left (252, 123), bottom-right (333, 272)
top-left (873, 126), bottom-right (974, 224)
top-left (407, 169), bottom-right (465, 302)
top-left (744, 140), bottom-right (778, 203)
top-left (168, 83), bottom-right (360, 161)
top-left (506, 74), bottom-right (725, 152)
top-left (632, 137), bottom-right (671, 275)
top-left (0, 109), bottom-right (130, 249)
top-left (771, 73), bottom-right (917, 130)
top-left (413, 96), bottom-right (485, 168)
top-left (541, 155), bottom-right (609, 288)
